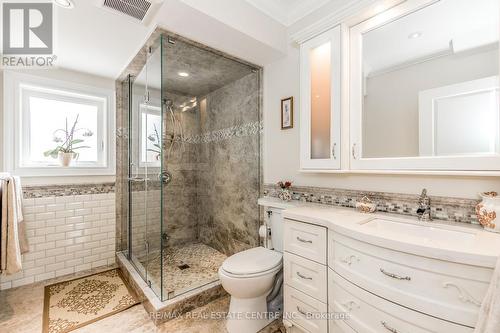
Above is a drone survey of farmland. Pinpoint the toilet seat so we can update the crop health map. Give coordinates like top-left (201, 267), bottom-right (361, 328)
top-left (221, 247), bottom-right (282, 277)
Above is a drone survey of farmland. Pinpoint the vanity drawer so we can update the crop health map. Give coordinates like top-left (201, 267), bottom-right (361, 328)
top-left (329, 231), bottom-right (491, 327)
top-left (330, 269), bottom-right (473, 333)
top-left (284, 219), bottom-right (327, 264)
top-left (284, 252), bottom-right (327, 303)
top-left (284, 286), bottom-right (328, 333)
top-left (328, 309), bottom-right (356, 333)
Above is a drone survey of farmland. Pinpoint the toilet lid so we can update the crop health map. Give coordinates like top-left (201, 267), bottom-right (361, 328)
top-left (222, 247), bottom-right (282, 275)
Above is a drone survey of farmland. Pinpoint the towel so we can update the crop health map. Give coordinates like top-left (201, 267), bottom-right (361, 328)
top-left (475, 256), bottom-right (500, 333)
top-left (0, 175), bottom-right (28, 275)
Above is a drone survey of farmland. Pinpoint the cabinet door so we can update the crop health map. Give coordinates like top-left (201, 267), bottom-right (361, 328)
top-left (300, 25), bottom-right (341, 170)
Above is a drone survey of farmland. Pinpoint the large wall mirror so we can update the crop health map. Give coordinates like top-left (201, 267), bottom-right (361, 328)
top-left (350, 0), bottom-right (500, 171)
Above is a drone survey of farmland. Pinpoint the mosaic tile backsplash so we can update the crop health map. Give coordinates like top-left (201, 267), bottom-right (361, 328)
top-left (23, 183), bottom-right (115, 199)
top-left (263, 184), bottom-right (480, 225)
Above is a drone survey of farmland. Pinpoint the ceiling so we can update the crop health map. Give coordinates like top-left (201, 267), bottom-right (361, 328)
top-left (54, 0), bottom-right (153, 79)
top-left (46, 0), bottom-right (288, 80)
top-left (244, 0), bottom-right (331, 26)
top-left (134, 39), bottom-right (255, 96)
top-left (363, 0), bottom-right (499, 75)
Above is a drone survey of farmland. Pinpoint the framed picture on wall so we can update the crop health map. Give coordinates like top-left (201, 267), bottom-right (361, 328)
top-left (281, 97), bottom-right (293, 129)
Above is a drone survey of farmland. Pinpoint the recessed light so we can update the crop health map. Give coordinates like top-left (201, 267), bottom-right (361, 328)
top-left (178, 72), bottom-right (189, 77)
top-left (53, 0), bottom-right (74, 8)
top-left (408, 32), bottom-right (423, 39)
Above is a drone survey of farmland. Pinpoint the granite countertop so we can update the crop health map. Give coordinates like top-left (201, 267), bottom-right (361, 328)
top-left (258, 196), bottom-right (500, 268)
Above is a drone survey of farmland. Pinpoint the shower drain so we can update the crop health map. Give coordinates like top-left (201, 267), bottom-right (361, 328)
top-left (177, 264), bottom-right (190, 270)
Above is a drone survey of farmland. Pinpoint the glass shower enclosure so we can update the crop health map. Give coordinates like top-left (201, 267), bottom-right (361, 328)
top-left (126, 34), bottom-right (260, 301)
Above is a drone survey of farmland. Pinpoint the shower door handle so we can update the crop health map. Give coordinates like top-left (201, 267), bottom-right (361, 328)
top-left (159, 171), bottom-right (172, 185)
top-left (128, 177), bottom-right (150, 182)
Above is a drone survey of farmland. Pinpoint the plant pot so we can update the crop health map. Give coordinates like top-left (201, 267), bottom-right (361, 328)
top-left (58, 152), bottom-right (75, 167)
top-left (476, 192), bottom-right (500, 233)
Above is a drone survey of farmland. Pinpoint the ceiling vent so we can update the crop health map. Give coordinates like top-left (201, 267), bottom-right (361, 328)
top-left (100, 0), bottom-right (162, 24)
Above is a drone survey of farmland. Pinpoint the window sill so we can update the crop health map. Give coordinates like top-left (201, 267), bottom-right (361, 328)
top-left (11, 166), bottom-right (115, 177)
top-left (20, 174), bottom-right (116, 187)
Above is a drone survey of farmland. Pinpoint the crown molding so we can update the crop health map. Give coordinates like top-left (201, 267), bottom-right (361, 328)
top-left (288, 0), bottom-right (331, 26)
top-left (244, 0), bottom-right (289, 25)
top-left (245, 0), bottom-right (333, 27)
top-left (289, 0), bottom-right (382, 44)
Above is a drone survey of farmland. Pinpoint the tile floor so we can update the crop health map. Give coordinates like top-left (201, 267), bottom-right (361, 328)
top-left (138, 242), bottom-right (227, 298)
top-left (0, 266), bottom-right (284, 333)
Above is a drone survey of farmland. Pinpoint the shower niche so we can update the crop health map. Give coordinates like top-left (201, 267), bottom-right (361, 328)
top-left (123, 33), bottom-right (261, 302)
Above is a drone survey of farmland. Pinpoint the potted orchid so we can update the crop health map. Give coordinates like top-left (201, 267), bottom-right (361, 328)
top-left (277, 181), bottom-right (293, 201)
top-left (43, 115), bottom-right (94, 167)
top-left (146, 124), bottom-right (162, 161)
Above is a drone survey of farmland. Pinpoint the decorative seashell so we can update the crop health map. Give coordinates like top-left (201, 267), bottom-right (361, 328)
top-left (356, 196), bottom-right (376, 213)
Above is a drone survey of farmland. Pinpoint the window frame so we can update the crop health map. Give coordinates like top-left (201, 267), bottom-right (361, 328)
top-left (3, 71), bottom-right (116, 177)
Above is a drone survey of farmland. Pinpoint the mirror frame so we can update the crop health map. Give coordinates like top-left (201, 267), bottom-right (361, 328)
top-left (349, 0), bottom-right (500, 172)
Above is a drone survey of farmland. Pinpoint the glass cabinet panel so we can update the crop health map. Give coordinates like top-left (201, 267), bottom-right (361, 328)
top-left (300, 25), bottom-right (341, 170)
top-left (310, 42), bottom-right (332, 159)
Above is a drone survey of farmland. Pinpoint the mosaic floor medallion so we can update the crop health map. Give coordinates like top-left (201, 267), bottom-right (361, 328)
top-left (42, 269), bottom-right (139, 333)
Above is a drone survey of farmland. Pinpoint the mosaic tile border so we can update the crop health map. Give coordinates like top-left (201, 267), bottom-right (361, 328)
top-left (23, 182), bottom-right (115, 198)
top-left (184, 120), bottom-right (262, 144)
top-left (117, 121), bottom-right (262, 145)
top-left (263, 184), bottom-right (480, 225)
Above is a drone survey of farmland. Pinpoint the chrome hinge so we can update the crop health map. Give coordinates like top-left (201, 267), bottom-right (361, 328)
top-left (145, 241), bottom-right (150, 253)
top-left (352, 143), bottom-right (357, 160)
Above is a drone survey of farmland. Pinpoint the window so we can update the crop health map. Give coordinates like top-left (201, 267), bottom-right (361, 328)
top-left (139, 104), bottom-right (161, 167)
top-left (4, 71), bottom-right (115, 176)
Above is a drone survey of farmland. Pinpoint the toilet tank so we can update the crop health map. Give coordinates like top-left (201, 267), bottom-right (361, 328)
top-left (266, 208), bottom-right (284, 252)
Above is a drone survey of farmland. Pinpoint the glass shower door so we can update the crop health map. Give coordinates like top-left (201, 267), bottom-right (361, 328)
top-left (128, 39), bottom-right (163, 297)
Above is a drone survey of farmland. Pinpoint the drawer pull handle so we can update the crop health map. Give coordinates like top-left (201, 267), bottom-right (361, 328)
top-left (380, 268), bottom-right (411, 281)
top-left (296, 306), bottom-right (311, 317)
top-left (341, 300), bottom-right (359, 311)
top-left (340, 255), bottom-right (360, 266)
top-left (296, 237), bottom-right (312, 244)
top-left (381, 321), bottom-right (399, 333)
top-left (442, 282), bottom-right (481, 307)
top-left (296, 272), bottom-right (313, 280)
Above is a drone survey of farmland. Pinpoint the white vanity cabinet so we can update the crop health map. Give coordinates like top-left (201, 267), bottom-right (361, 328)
top-left (329, 231), bottom-right (490, 328)
top-left (282, 215), bottom-right (492, 333)
top-left (283, 219), bottom-right (329, 333)
top-left (299, 25), bottom-right (341, 170)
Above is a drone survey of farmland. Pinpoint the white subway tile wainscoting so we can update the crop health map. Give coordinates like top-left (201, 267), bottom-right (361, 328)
top-left (0, 193), bottom-right (116, 290)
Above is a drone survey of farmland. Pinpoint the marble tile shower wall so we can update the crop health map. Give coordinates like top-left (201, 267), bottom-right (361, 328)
top-left (1, 187), bottom-right (116, 290)
top-left (161, 92), bottom-right (200, 248)
top-left (197, 73), bottom-right (261, 256)
top-left (263, 184), bottom-right (480, 224)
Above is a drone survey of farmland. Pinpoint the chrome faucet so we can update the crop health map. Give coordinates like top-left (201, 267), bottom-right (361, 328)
top-left (416, 189), bottom-right (432, 221)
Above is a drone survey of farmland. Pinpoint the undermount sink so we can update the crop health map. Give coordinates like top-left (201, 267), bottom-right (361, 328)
top-left (359, 218), bottom-right (477, 247)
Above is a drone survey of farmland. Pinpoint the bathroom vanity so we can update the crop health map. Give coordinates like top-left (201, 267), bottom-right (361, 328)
top-left (259, 198), bottom-right (500, 333)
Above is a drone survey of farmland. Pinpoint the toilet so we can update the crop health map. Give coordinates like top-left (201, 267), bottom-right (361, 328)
top-left (218, 208), bottom-right (284, 333)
